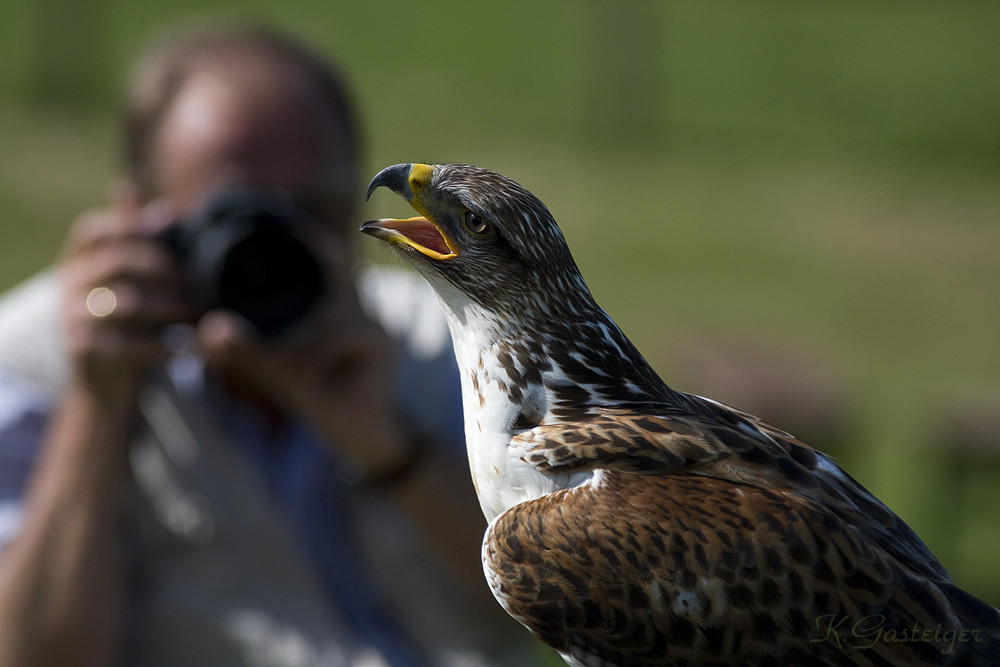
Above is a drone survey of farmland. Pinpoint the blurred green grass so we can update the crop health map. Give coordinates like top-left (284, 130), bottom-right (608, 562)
top-left (1, 0), bottom-right (998, 611)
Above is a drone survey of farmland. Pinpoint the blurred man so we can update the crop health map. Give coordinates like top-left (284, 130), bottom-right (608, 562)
top-left (0, 21), bottom-right (530, 667)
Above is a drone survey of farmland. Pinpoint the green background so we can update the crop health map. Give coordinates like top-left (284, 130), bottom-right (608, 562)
top-left (1, 0), bottom-right (998, 627)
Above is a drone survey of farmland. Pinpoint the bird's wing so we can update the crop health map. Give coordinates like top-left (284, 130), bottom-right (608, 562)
top-left (514, 403), bottom-right (951, 583)
top-left (485, 469), bottom-right (1000, 666)
top-left (517, 397), bottom-right (835, 481)
top-left (515, 409), bottom-right (733, 475)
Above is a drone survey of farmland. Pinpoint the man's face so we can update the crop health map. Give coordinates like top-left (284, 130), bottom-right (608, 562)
top-left (149, 59), bottom-right (356, 236)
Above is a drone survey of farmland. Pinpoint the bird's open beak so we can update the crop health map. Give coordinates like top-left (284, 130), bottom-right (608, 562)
top-left (360, 163), bottom-right (460, 260)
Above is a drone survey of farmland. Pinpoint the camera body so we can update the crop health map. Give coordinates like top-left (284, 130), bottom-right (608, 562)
top-left (163, 189), bottom-right (327, 338)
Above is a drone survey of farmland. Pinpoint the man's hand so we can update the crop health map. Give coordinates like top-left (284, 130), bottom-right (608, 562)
top-left (59, 195), bottom-right (194, 406)
top-left (196, 242), bottom-right (414, 480)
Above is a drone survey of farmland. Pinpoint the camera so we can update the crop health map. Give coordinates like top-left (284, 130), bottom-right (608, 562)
top-left (163, 188), bottom-right (328, 338)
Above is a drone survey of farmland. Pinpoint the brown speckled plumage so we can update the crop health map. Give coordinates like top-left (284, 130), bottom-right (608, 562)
top-left (362, 163), bottom-right (1000, 666)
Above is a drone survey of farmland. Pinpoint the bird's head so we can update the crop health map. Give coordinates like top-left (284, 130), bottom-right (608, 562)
top-left (361, 162), bottom-right (596, 330)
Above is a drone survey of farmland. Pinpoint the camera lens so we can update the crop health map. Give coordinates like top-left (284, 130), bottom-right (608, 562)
top-left (214, 218), bottom-right (325, 337)
top-left (168, 190), bottom-right (328, 338)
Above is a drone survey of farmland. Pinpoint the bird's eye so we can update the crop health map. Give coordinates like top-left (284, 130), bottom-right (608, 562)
top-left (463, 210), bottom-right (491, 235)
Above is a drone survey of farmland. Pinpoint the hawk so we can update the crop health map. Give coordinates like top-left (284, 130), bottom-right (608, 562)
top-left (361, 162), bottom-right (999, 666)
